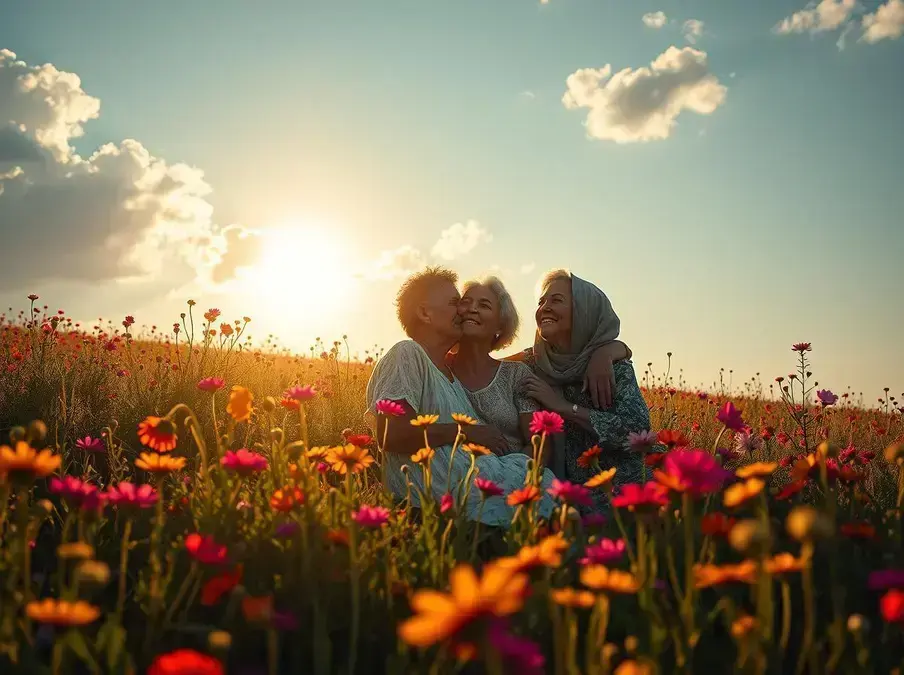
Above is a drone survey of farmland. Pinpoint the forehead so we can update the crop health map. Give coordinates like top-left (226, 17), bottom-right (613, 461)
top-left (463, 284), bottom-right (495, 303)
top-left (542, 278), bottom-right (571, 298)
top-left (428, 279), bottom-right (460, 301)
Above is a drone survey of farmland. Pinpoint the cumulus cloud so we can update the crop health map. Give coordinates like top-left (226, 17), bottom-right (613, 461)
top-left (862, 0), bottom-right (904, 42)
top-left (642, 11), bottom-right (668, 28)
top-left (0, 48), bottom-right (228, 290)
top-left (430, 220), bottom-right (493, 261)
top-left (683, 19), bottom-right (705, 43)
top-left (774, 0), bottom-right (857, 34)
top-left (367, 245), bottom-right (426, 280)
top-left (562, 46), bottom-right (727, 143)
top-left (210, 226), bottom-right (264, 284)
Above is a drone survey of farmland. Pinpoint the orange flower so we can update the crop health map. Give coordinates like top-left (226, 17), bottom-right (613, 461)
top-left (723, 479), bottom-right (765, 509)
top-left (452, 413), bottom-right (477, 426)
top-left (693, 561), bottom-right (757, 589)
top-left (411, 447), bottom-right (435, 465)
top-left (731, 615), bottom-right (758, 639)
top-left (0, 441), bottom-right (61, 481)
top-left (507, 485), bottom-right (541, 506)
top-left (614, 661), bottom-right (655, 675)
top-left (326, 444), bottom-right (375, 474)
top-left (577, 445), bottom-right (602, 468)
top-left (26, 598), bottom-right (100, 626)
top-left (280, 397), bottom-right (300, 411)
top-left (410, 415), bottom-right (439, 427)
top-left (497, 533), bottom-right (568, 572)
top-left (550, 587), bottom-right (596, 608)
top-left (135, 452), bottom-right (186, 473)
top-left (463, 443), bottom-right (491, 456)
top-left (227, 385), bottom-right (254, 422)
top-left (306, 446), bottom-right (331, 461)
top-left (735, 462), bottom-right (778, 479)
top-left (584, 467), bottom-right (617, 489)
top-left (579, 565), bottom-right (640, 594)
top-left (765, 553), bottom-right (805, 576)
top-left (270, 487), bottom-right (304, 512)
top-left (241, 595), bottom-right (274, 623)
top-left (137, 416), bottom-right (178, 453)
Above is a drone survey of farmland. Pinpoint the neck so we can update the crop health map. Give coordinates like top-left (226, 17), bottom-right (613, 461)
top-left (451, 339), bottom-right (496, 371)
top-left (413, 331), bottom-right (456, 369)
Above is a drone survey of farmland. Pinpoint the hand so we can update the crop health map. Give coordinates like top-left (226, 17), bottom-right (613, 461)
top-left (521, 374), bottom-right (568, 414)
top-left (464, 425), bottom-right (509, 455)
top-left (584, 347), bottom-right (616, 409)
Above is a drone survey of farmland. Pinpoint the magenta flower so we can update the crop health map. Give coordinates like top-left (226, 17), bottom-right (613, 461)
top-left (197, 377), bottom-right (225, 392)
top-left (440, 492), bottom-right (454, 514)
top-left (220, 449), bottom-right (269, 475)
top-left (657, 449), bottom-right (730, 497)
top-left (792, 342), bottom-right (812, 353)
top-left (475, 477), bottom-right (504, 497)
top-left (529, 410), bottom-right (565, 435)
top-left (611, 482), bottom-right (671, 511)
top-left (106, 482), bottom-right (158, 509)
top-left (352, 505), bottom-right (391, 528)
top-left (375, 399), bottom-right (406, 417)
top-left (488, 619), bottom-right (545, 675)
top-left (75, 435), bottom-right (105, 453)
top-left (868, 569), bottom-right (904, 590)
top-left (185, 533), bottom-right (229, 566)
top-left (627, 430), bottom-right (658, 453)
top-left (547, 479), bottom-right (592, 506)
top-left (284, 385), bottom-right (317, 401)
top-left (316, 461), bottom-right (329, 474)
top-left (580, 538), bottom-right (626, 565)
top-left (816, 389), bottom-right (838, 407)
top-left (50, 477), bottom-right (105, 511)
top-left (716, 402), bottom-right (745, 431)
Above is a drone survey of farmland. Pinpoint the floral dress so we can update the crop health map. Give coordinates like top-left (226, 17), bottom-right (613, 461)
top-left (521, 348), bottom-right (649, 512)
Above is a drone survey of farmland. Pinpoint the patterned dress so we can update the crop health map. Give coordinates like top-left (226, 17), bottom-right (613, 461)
top-left (521, 348), bottom-right (650, 512)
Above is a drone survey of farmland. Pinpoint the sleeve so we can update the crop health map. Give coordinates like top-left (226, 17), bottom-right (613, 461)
top-left (364, 341), bottom-right (427, 413)
top-left (510, 363), bottom-right (540, 414)
top-left (586, 361), bottom-right (651, 451)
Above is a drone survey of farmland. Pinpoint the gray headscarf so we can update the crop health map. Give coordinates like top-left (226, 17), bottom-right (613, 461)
top-left (533, 273), bottom-right (620, 386)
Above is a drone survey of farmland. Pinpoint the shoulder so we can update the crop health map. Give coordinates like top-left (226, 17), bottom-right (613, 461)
top-left (519, 347), bottom-right (536, 368)
top-left (500, 361), bottom-right (534, 382)
top-left (380, 340), bottom-right (427, 364)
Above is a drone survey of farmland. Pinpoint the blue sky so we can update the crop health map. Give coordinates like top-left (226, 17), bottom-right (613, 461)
top-left (0, 0), bottom-right (902, 401)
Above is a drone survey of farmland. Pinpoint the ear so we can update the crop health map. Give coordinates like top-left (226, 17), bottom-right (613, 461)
top-left (415, 302), bottom-right (431, 325)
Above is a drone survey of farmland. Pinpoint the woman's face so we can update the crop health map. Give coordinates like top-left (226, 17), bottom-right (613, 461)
top-left (536, 277), bottom-right (572, 347)
top-left (458, 284), bottom-right (502, 347)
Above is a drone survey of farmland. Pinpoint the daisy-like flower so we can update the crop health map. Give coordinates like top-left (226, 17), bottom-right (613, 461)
top-left (452, 413), bottom-right (477, 426)
top-left (463, 443), bottom-right (491, 456)
top-left (735, 462), bottom-right (778, 479)
top-left (75, 435), bottom-right (105, 453)
top-left (352, 504), bottom-right (391, 528)
top-left (791, 342), bottom-right (812, 353)
top-left (694, 561), bottom-right (757, 589)
top-left (203, 308), bottom-right (221, 322)
top-left (475, 477), bottom-right (504, 497)
top-left (220, 449), bottom-right (269, 475)
top-left (410, 414), bottom-right (439, 427)
top-left (185, 533), bottom-right (228, 566)
top-left (507, 485), bottom-right (541, 506)
top-left (279, 397), bottom-right (300, 411)
top-left (137, 416), bottom-right (178, 453)
top-left (723, 478), bottom-right (765, 509)
top-left (716, 402), bottom-right (745, 432)
top-left (579, 565), bottom-right (640, 594)
top-left (547, 479), bottom-right (592, 506)
top-left (26, 598), bottom-right (100, 626)
top-left (327, 444), bottom-right (376, 474)
top-left (529, 411), bottom-right (564, 435)
top-left (653, 449), bottom-right (730, 498)
top-left (270, 487), bottom-right (305, 512)
top-left (197, 377), bottom-right (225, 393)
top-left (284, 385), bottom-right (316, 401)
top-left (584, 468), bottom-right (617, 489)
top-left (577, 445), bottom-right (602, 469)
top-left (765, 553), bottom-right (805, 576)
top-left (135, 452), bottom-right (186, 473)
top-left (611, 482), bottom-right (670, 512)
top-left (227, 385), bottom-right (254, 422)
top-left (106, 482), bottom-right (158, 509)
top-left (775, 479), bottom-right (807, 501)
top-left (734, 429), bottom-right (764, 454)
top-left (497, 534), bottom-right (569, 572)
top-left (657, 429), bottom-right (689, 449)
top-left (148, 649), bottom-right (224, 675)
top-left (580, 538), bottom-right (626, 566)
top-left (375, 399), bottom-right (406, 417)
top-left (345, 434), bottom-right (373, 448)
top-left (627, 430), bottom-right (658, 453)
top-left (411, 447), bottom-right (435, 465)
top-left (50, 476), bottom-right (105, 511)
top-left (550, 587), bottom-right (596, 608)
top-left (306, 446), bottom-right (331, 461)
top-left (0, 441), bottom-right (61, 481)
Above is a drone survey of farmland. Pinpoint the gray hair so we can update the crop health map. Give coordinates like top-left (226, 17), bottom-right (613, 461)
top-left (462, 275), bottom-right (519, 351)
top-left (537, 268), bottom-right (572, 297)
top-left (395, 266), bottom-right (458, 337)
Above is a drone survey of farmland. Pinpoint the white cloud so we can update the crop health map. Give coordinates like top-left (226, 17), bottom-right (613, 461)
top-left (430, 220), bottom-right (493, 261)
top-left (862, 0), bottom-right (904, 42)
top-left (683, 19), bottom-right (705, 43)
top-left (642, 11), bottom-right (668, 28)
top-left (774, 0), bottom-right (857, 34)
top-left (562, 46), bottom-right (727, 143)
top-left (520, 90), bottom-right (536, 100)
top-left (368, 245), bottom-right (425, 280)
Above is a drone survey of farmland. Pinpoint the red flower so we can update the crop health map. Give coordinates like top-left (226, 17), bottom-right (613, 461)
top-left (220, 449), bottom-right (269, 475)
top-left (644, 452), bottom-right (667, 467)
top-left (715, 402), bottom-right (745, 432)
top-left (185, 534), bottom-right (228, 566)
top-left (148, 649), bottom-right (223, 675)
top-left (201, 565), bottom-right (243, 606)
top-left (577, 445), bottom-right (602, 468)
top-left (345, 434), bottom-right (373, 448)
top-left (611, 482), bottom-right (670, 512)
top-left (792, 343), bottom-right (812, 352)
top-left (840, 522), bottom-right (876, 540)
top-left (547, 479), bottom-right (592, 506)
top-left (529, 411), bottom-right (565, 435)
top-left (657, 430), bottom-right (689, 449)
top-left (654, 449), bottom-right (730, 497)
top-left (475, 477), bottom-right (504, 497)
top-left (880, 589), bottom-right (904, 624)
top-left (701, 512), bottom-right (736, 537)
top-left (775, 480), bottom-right (806, 501)
top-left (197, 377), bottom-right (225, 393)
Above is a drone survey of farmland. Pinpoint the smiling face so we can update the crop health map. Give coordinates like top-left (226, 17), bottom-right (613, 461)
top-left (424, 279), bottom-right (463, 342)
top-left (536, 276), bottom-right (573, 348)
top-left (458, 284), bottom-right (502, 347)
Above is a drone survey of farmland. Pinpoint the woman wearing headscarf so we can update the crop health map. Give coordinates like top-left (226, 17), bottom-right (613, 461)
top-left (518, 269), bottom-right (649, 507)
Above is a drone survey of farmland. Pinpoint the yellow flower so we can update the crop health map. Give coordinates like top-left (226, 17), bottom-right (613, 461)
top-left (693, 561), bottom-right (757, 589)
top-left (410, 415), bottom-right (439, 427)
top-left (397, 563), bottom-right (528, 650)
top-left (735, 462), bottom-right (778, 479)
top-left (550, 587), bottom-right (596, 608)
top-left (411, 447), bottom-right (435, 465)
top-left (57, 542), bottom-right (95, 560)
top-left (585, 467), bottom-right (617, 489)
top-left (462, 443), bottom-right (491, 456)
top-left (0, 441), bottom-right (61, 481)
top-left (765, 552), bottom-right (805, 576)
top-left (579, 565), bottom-right (640, 594)
top-left (26, 598), bottom-right (100, 626)
top-left (306, 446), bottom-right (331, 460)
top-left (326, 444), bottom-right (375, 474)
top-left (227, 385), bottom-right (254, 422)
top-left (498, 533), bottom-right (569, 572)
top-left (452, 413), bottom-right (477, 426)
top-left (731, 615), bottom-right (758, 639)
top-left (135, 452), bottom-right (187, 473)
top-left (723, 478), bottom-right (765, 508)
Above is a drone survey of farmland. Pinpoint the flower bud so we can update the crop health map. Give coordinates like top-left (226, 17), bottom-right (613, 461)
top-left (785, 505), bottom-right (834, 542)
top-left (27, 420), bottom-right (48, 445)
top-left (262, 397), bottom-right (277, 413)
top-left (76, 560), bottom-right (111, 586)
top-left (270, 428), bottom-right (283, 443)
top-left (9, 426), bottom-right (26, 443)
top-left (729, 519), bottom-right (770, 556)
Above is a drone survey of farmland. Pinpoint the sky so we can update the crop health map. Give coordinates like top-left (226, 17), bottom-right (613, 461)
top-left (0, 0), bottom-right (902, 401)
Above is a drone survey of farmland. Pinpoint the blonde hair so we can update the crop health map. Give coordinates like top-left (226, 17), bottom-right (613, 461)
top-left (537, 268), bottom-right (572, 298)
top-left (462, 275), bottom-right (519, 351)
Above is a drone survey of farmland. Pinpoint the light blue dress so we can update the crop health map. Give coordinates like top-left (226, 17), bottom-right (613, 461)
top-left (365, 340), bottom-right (556, 527)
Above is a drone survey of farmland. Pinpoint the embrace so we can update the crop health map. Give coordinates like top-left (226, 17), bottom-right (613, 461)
top-left (365, 267), bottom-right (651, 526)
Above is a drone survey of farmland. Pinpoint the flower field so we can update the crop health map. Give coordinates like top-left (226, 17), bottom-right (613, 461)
top-left (1, 299), bottom-right (903, 675)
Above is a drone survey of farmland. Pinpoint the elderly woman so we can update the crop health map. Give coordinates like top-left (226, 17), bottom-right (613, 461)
top-left (365, 266), bottom-right (556, 526)
top-left (517, 269), bottom-right (649, 507)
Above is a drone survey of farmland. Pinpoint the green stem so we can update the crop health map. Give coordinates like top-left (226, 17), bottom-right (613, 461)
top-left (116, 520), bottom-right (132, 618)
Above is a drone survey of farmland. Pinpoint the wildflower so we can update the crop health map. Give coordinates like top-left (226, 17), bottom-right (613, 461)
top-left (792, 343), bottom-right (812, 352)
top-left (204, 308), bottom-right (221, 322)
top-left (611, 482), bottom-right (670, 513)
top-left (816, 389), bottom-right (838, 407)
top-left (657, 429), bottom-right (689, 449)
top-left (57, 542), bottom-right (95, 560)
top-left (627, 430), bottom-right (658, 453)
top-left (284, 384), bottom-right (316, 401)
top-left (585, 467), bottom-right (617, 489)
top-left (185, 533), bottom-right (229, 566)
top-left (410, 414), bottom-right (439, 427)
top-left (463, 443), bottom-right (491, 456)
top-left (735, 462), bottom-right (778, 479)
top-left (580, 565), bottom-right (640, 594)
top-left (50, 476), bottom-right (104, 510)
top-left (227, 385), bottom-right (254, 422)
top-left (326, 529), bottom-right (350, 546)
top-left (25, 599), bottom-right (100, 626)
top-left (327, 444), bottom-right (375, 474)
top-left (375, 399), bottom-right (406, 417)
top-left (220, 449), bottom-right (269, 475)
top-left (270, 487), bottom-right (305, 512)
top-left (733, 429), bottom-right (763, 454)
top-left (766, 553), bottom-right (805, 576)
top-left (353, 504), bottom-right (391, 528)
top-left (577, 445), bottom-right (602, 468)
top-left (411, 447), bottom-right (434, 465)
top-left (775, 479), bottom-right (806, 500)
top-left (452, 413), bottom-right (478, 426)
top-left (135, 452), bottom-right (186, 473)
top-left (440, 493), bottom-right (454, 513)
top-left (701, 512), bottom-right (736, 538)
top-left (548, 479), bottom-right (592, 506)
top-left (785, 505), bottom-right (834, 541)
top-left (137, 416), bottom-right (178, 453)
top-left (0, 441), bottom-right (61, 481)
top-left (487, 619), bottom-right (546, 675)
top-left (280, 397), bottom-right (300, 411)
top-left (148, 649), bottom-right (224, 675)
top-left (694, 561), bottom-right (757, 588)
top-left (306, 446), bottom-right (331, 461)
top-left (197, 377), bottom-right (225, 392)
top-left (346, 433), bottom-right (372, 448)
top-left (867, 569), bottom-right (904, 590)
top-left (723, 479), bottom-right (765, 509)
top-left (653, 449), bottom-right (729, 497)
top-left (879, 589), bottom-right (904, 624)
top-left (498, 533), bottom-right (569, 572)
top-left (529, 410), bottom-right (565, 435)
top-left (580, 538), bottom-right (626, 566)
top-left (716, 402), bottom-right (745, 431)
top-left (475, 477), bottom-right (504, 497)
top-left (731, 615), bottom-right (758, 639)
top-left (75, 435), bottom-right (105, 453)
top-left (503, 486), bottom-right (538, 508)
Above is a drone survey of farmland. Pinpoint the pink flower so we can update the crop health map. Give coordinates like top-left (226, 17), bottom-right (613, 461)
top-left (580, 538), bottom-right (626, 565)
top-left (627, 430), bottom-right (658, 452)
top-left (75, 435), bottom-right (105, 453)
top-left (488, 619), bottom-right (545, 675)
top-left (375, 399), bottom-right (406, 417)
top-left (284, 385), bottom-right (317, 401)
top-left (816, 389), bottom-right (838, 407)
top-left (716, 402), bottom-right (745, 431)
top-left (197, 377), bottom-right (225, 392)
top-left (220, 449), bottom-right (269, 475)
top-left (733, 430), bottom-right (763, 455)
top-left (106, 482), bottom-right (158, 509)
top-left (185, 533), bottom-right (228, 566)
top-left (529, 410), bottom-right (565, 435)
top-left (475, 477), bottom-right (504, 497)
top-left (868, 569), bottom-right (904, 590)
top-left (440, 493), bottom-right (454, 513)
top-left (656, 449), bottom-right (730, 497)
top-left (611, 482), bottom-right (671, 512)
top-left (792, 342), bottom-right (812, 352)
top-left (50, 477), bottom-right (106, 511)
top-left (352, 505), bottom-right (391, 528)
top-left (547, 479), bottom-right (592, 506)
top-left (838, 445), bottom-right (857, 463)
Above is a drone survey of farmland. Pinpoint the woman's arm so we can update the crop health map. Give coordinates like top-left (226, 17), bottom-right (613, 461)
top-left (583, 340), bottom-right (632, 409)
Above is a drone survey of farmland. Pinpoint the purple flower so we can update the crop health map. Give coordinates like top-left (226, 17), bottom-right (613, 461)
top-left (816, 389), bottom-right (838, 407)
top-left (868, 569), bottom-right (904, 590)
top-left (627, 430), bottom-right (658, 453)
